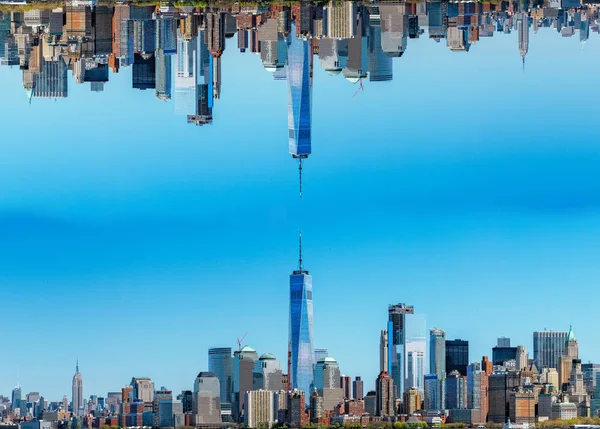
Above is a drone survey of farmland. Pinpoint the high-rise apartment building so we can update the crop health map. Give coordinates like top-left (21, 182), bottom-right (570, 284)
top-left (208, 347), bottom-right (233, 406)
top-left (446, 339), bottom-right (469, 376)
top-left (244, 390), bottom-right (275, 429)
top-left (388, 303), bottom-right (414, 396)
top-left (533, 330), bottom-right (568, 370)
top-left (467, 362), bottom-right (488, 424)
top-left (288, 234), bottom-right (314, 402)
top-left (376, 371), bottom-right (395, 417)
top-left (402, 388), bottom-right (421, 414)
top-left (72, 361), bottom-right (83, 416)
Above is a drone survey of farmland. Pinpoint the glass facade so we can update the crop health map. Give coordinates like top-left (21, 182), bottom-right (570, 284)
top-left (287, 25), bottom-right (312, 158)
top-left (445, 339), bottom-right (469, 376)
top-left (208, 347), bottom-right (233, 405)
top-left (533, 331), bottom-right (568, 370)
top-left (388, 303), bottom-right (414, 397)
top-left (430, 328), bottom-right (446, 381)
top-left (406, 314), bottom-right (426, 396)
top-left (289, 270), bottom-right (314, 402)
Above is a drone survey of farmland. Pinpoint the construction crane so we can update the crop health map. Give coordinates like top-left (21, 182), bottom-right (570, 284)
top-left (352, 79), bottom-right (365, 98)
top-left (237, 332), bottom-right (248, 351)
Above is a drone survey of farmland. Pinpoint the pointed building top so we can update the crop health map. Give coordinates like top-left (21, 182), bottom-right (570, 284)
top-left (76, 358), bottom-right (80, 374)
top-left (568, 324), bottom-right (576, 342)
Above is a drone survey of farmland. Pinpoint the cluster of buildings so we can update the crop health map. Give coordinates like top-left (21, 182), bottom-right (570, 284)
top-left (1, 0), bottom-right (599, 112)
top-left (1, 0), bottom-right (598, 196)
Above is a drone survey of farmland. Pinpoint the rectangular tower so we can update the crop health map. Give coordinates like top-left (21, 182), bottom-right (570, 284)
top-left (388, 303), bottom-right (414, 397)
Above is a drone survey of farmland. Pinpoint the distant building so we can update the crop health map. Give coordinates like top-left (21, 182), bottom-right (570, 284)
top-left (233, 346), bottom-right (258, 421)
top-left (208, 348), bottom-right (233, 406)
top-left (253, 353), bottom-right (283, 391)
top-left (131, 377), bottom-right (154, 402)
top-left (376, 371), bottom-right (395, 417)
top-left (534, 330), bottom-right (568, 370)
top-left (403, 388), bottom-right (421, 414)
top-left (193, 372), bottom-right (221, 424)
top-left (364, 391), bottom-right (377, 416)
top-left (424, 374), bottom-right (441, 410)
top-left (430, 328), bottom-right (446, 381)
top-left (446, 340), bottom-right (469, 376)
top-left (72, 362), bottom-right (83, 416)
top-left (445, 371), bottom-right (466, 410)
top-left (244, 390), bottom-right (275, 429)
top-left (353, 377), bottom-right (364, 400)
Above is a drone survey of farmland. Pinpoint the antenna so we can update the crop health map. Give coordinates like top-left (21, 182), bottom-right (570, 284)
top-left (237, 332), bottom-right (248, 351)
top-left (299, 230), bottom-right (303, 271)
top-left (299, 157), bottom-right (303, 199)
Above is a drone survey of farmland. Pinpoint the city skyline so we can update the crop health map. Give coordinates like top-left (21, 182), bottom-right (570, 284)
top-left (2, 0), bottom-right (600, 410)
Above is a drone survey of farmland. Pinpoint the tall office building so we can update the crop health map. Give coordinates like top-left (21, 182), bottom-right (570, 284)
top-left (367, 15), bottom-right (393, 82)
top-left (380, 330), bottom-right (388, 373)
top-left (288, 232), bottom-right (314, 403)
top-left (517, 12), bottom-right (529, 66)
top-left (516, 346), bottom-right (528, 371)
top-left (406, 314), bottom-right (426, 396)
top-left (376, 371), bottom-right (395, 417)
top-left (388, 303), bottom-right (414, 396)
top-left (12, 385), bottom-right (22, 412)
top-left (287, 25), bottom-right (313, 198)
top-left (353, 377), bottom-right (364, 400)
top-left (208, 348), bottom-right (233, 406)
top-left (424, 374), bottom-right (441, 410)
top-left (326, 1), bottom-right (357, 39)
top-left (497, 337), bottom-right (511, 348)
top-left (445, 371), bottom-right (466, 410)
top-left (193, 372), bottom-right (221, 424)
top-left (253, 354), bottom-right (283, 391)
top-left (492, 345), bottom-right (518, 366)
top-left (488, 372), bottom-right (508, 423)
top-left (131, 377), bottom-right (154, 402)
top-left (467, 363), bottom-right (488, 424)
top-left (72, 361), bottom-right (83, 416)
top-left (430, 328), bottom-right (446, 381)
top-left (155, 49), bottom-right (172, 101)
top-left (446, 339), bottom-right (469, 376)
top-left (314, 348), bottom-right (328, 364)
top-left (314, 358), bottom-right (340, 391)
top-left (534, 330), bottom-right (568, 370)
top-left (341, 375), bottom-right (352, 400)
top-left (234, 346), bottom-right (258, 421)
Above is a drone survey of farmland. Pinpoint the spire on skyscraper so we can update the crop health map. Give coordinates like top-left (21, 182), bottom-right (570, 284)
top-left (298, 230), bottom-right (303, 271)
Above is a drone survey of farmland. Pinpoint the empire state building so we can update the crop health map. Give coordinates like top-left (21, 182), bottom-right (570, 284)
top-left (72, 361), bottom-right (83, 416)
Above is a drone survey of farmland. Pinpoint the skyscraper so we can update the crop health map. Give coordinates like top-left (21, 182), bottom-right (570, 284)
top-left (430, 328), bottom-right (446, 381)
top-left (253, 353), bottom-right (283, 391)
top-left (445, 371), bottom-right (466, 410)
top-left (131, 377), bottom-right (154, 402)
top-left (288, 232), bottom-right (314, 403)
top-left (406, 314), bottom-right (426, 396)
top-left (388, 303), bottom-right (414, 396)
top-left (193, 372), bottom-right (221, 424)
top-left (233, 346), bottom-right (258, 421)
top-left (72, 361), bottom-right (83, 416)
top-left (353, 377), bottom-right (364, 400)
top-left (517, 12), bottom-right (529, 67)
top-left (445, 339), bottom-right (469, 376)
top-left (287, 25), bottom-right (313, 198)
top-left (11, 385), bottom-right (22, 412)
top-left (314, 348), bottom-right (328, 364)
top-left (424, 374), bottom-right (441, 411)
top-left (208, 348), bottom-right (233, 406)
top-left (380, 330), bottom-right (388, 373)
top-left (376, 371), bottom-right (395, 417)
top-left (533, 330), bottom-right (568, 370)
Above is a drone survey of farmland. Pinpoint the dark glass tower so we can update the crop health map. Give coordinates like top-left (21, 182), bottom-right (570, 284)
top-left (445, 339), bottom-right (469, 376)
top-left (208, 347), bottom-right (233, 406)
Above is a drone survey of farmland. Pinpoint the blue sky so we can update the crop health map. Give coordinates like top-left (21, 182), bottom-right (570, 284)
top-left (1, 28), bottom-right (600, 400)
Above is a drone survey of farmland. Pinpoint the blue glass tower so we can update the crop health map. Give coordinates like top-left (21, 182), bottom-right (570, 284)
top-left (288, 232), bottom-right (314, 403)
top-left (286, 26), bottom-right (312, 198)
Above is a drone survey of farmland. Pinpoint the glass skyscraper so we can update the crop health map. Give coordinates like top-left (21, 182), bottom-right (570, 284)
top-left (533, 330), bottom-right (568, 370)
top-left (405, 314), bottom-right (426, 396)
top-left (430, 328), bottom-right (446, 381)
top-left (208, 347), bottom-right (233, 405)
top-left (286, 24), bottom-right (312, 197)
top-left (288, 234), bottom-right (314, 403)
top-left (387, 303), bottom-right (414, 397)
